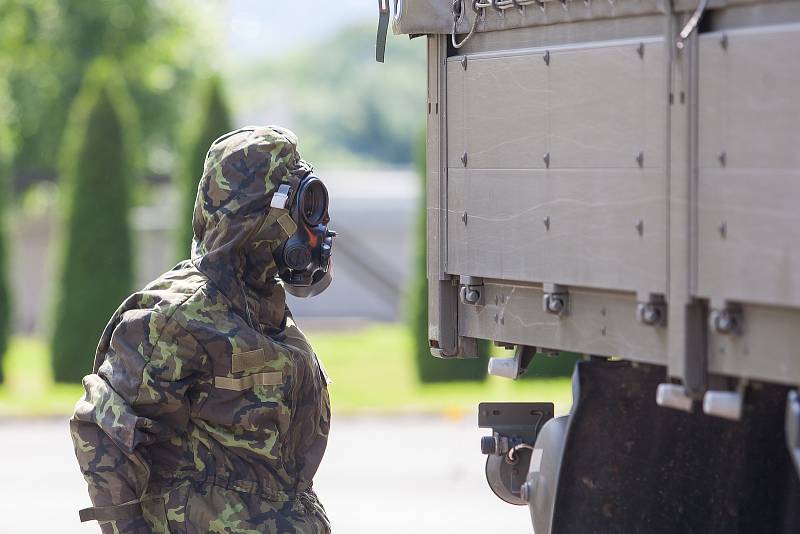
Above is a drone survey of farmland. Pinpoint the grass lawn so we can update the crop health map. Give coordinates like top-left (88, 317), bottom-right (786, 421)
top-left (0, 324), bottom-right (572, 418)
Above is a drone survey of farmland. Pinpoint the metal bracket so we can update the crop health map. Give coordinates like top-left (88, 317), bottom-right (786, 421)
top-left (542, 284), bottom-right (569, 316)
top-left (479, 402), bottom-right (555, 505)
top-left (459, 275), bottom-right (485, 306)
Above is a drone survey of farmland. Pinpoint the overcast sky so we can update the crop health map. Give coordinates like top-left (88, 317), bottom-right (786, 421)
top-left (221, 0), bottom-right (376, 59)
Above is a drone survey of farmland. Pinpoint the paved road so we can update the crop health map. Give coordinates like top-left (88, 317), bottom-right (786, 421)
top-left (0, 416), bottom-right (531, 533)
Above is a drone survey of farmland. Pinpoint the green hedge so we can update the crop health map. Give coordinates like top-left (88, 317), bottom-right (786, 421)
top-left (50, 59), bottom-right (137, 383)
top-left (176, 75), bottom-right (232, 260)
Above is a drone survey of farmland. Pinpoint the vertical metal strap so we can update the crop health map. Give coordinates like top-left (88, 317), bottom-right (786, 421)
top-left (376, 0), bottom-right (390, 63)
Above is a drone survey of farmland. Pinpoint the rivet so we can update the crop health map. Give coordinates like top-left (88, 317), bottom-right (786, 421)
top-left (636, 219), bottom-right (644, 236)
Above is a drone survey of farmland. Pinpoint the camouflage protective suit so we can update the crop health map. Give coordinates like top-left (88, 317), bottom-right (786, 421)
top-left (70, 127), bottom-right (331, 534)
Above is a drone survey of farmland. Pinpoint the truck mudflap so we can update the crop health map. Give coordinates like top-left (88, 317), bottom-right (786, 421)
top-left (482, 360), bottom-right (800, 533)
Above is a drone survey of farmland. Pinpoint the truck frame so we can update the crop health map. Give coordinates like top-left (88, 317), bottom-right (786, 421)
top-left (389, 0), bottom-right (800, 531)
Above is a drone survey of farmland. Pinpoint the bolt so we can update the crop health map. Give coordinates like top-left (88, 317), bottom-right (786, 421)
top-left (481, 436), bottom-right (497, 455)
top-left (636, 219), bottom-right (644, 236)
top-left (462, 211), bottom-right (468, 225)
top-left (720, 33), bottom-right (728, 50)
top-left (461, 151), bottom-right (468, 167)
top-left (543, 215), bottom-right (550, 231)
top-left (543, 152), bottom-right (551, 168)
top-left (711, 308), bottom-right (740, 335)
top-left (636, 151), bottom-right (644, 168)
top-left (465, 289), bottom-right (480, 304)
top-left (718, 221), bottom-right (727, 239)
top-left (637, 42), bottom-right (645, 59)
top-left (718, 151), bottom-right (727, 167)
top-left (546, 295), bottom-right (565, 314)
top-left (637, 303), bottom-right (663, 326)
top-left (543, 50), bottom-right (550, 66)
top-left (461, 56), bottom-right (468, 70)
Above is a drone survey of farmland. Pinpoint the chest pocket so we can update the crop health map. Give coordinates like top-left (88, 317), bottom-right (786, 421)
top-left (197, 346), bottom-right (294, 434)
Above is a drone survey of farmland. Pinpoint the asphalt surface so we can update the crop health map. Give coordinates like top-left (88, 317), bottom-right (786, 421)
top-left (0, 416), bottom-right (531, 533)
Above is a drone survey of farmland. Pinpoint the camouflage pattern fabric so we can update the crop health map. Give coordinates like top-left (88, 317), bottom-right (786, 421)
top-left (70, 126), bottom-right (331, 534)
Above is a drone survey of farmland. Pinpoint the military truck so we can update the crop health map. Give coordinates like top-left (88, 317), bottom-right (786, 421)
top-left (384, 0), bottom-right (800, 531)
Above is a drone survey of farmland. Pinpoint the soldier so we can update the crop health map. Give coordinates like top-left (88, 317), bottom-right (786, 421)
top-left (70, 126), bottom-right (335, 533)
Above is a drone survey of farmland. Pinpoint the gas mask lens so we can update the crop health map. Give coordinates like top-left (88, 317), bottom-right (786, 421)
top-left (300, 178), bottom-right (328, 226)
top-left (275, 174), bottom-right (336, 298)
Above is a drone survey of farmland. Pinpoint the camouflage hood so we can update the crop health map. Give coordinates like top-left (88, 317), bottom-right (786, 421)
top-left (190, 126), bottom-right (311, 328)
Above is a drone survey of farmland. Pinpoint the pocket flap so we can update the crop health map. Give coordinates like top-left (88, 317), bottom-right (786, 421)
top-left (231, 348), bottom-right (267, 373)
top-left (215, 371), bottom-right (283, 391)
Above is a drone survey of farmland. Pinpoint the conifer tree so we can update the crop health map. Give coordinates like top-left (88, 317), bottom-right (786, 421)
top-left (51, 59), bottom-right (137, 383)
top-left (176, 75), bottom-right (232, 259)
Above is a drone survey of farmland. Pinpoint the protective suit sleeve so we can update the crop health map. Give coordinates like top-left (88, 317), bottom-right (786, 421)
top-left (69, 311), bottom-right (209, 533)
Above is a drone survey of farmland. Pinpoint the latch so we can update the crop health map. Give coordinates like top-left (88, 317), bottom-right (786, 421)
top-left (459, 275), bottom-right (485, 306)
top-left (479, 402), bottom-right (554, 505)
top-left (488, 345), bottom-right (536, 380)
top-left (542, 284), bottom-right (569, 316)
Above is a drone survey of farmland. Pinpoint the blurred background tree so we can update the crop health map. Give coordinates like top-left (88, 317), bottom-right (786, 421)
top-left (229, 24), bottom-right (426, 168)
top-left (0, 77), bottom-right (15, 383)
top-left (50, 60), bottom-right (137, 383)
top-left (0, 0), bottom-right (208, 193)
top-left (176, 75), bottom-right (232, 260)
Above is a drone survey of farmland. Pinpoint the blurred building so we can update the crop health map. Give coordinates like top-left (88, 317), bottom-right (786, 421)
top-left (11, 170), bottom-right (419, 335)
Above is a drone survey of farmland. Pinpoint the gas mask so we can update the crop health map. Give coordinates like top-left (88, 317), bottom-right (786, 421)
top-left (271, 174), bottom-right (336, 298)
